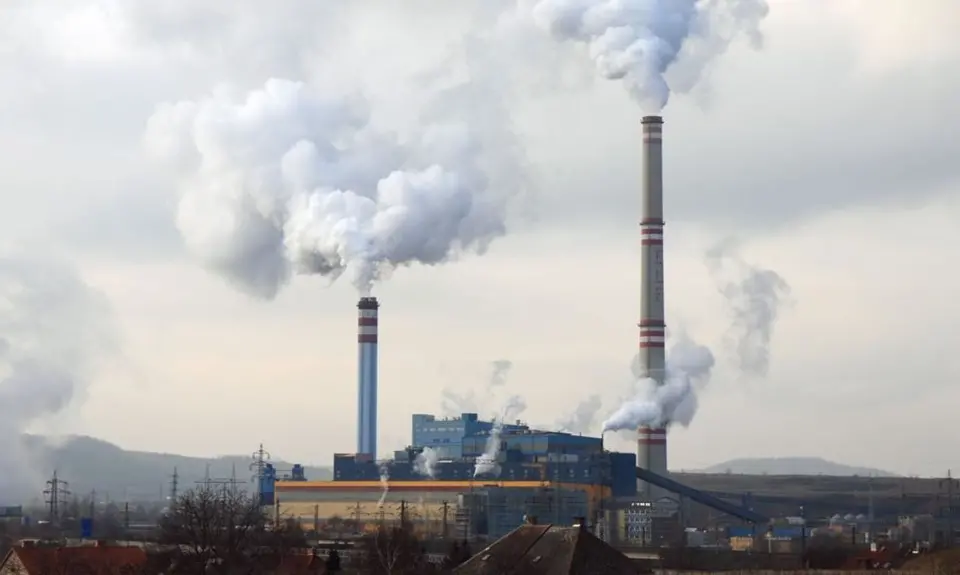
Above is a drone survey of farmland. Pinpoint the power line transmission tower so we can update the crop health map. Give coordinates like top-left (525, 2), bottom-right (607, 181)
top-left (169, 467), bottom-right (179, 504)
top-left (250, 443), bottom-right (271, 484)
top-left (44, 470), bottom-right (70, 526)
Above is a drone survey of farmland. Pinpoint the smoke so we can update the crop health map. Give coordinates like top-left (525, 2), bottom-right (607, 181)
top-left (144, 75), bottom-right (521, 297)
top-left (601, 333), bottom-right (714, 432)
top-left (413, 446), bottom-right (439, 479)
top-left (706, 240), bottom-right (790, 377)
top-left (473, 419), bottom-right (505, 477)
top-left (523, 0), bottom-right (769, 110)
top-left (557, 394), bottom-right (602, 434)
top-left (473, 394), bottom-right (527, 477)
top-left (441, 358), bottom-right (517, 416)
top-left (0, 252), bottom-right (118, 501)
top-left (489, 359), bottom-right (513, 387)
top-left (377, 461), bottom-right (390, 508)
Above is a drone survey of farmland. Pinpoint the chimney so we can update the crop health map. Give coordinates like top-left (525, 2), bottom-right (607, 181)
top-left (525, 515), bottom-right (538, 525)
top-left (357, 297), bottom-right (380, 457)
top-left (637, 114), bottom-right (669, 499)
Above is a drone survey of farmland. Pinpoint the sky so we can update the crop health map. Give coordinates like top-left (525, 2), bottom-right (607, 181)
top-left (1, 0), bottom-right (959, 478)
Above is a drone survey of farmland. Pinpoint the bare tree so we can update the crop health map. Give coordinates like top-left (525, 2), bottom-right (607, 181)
top-left (358, 524), bottom-right (435, 575)
top-left (157, 484), bottom-right (305, 574)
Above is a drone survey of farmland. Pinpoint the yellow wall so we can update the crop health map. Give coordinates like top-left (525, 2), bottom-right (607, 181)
top-left (273, 481), bottom-right (612, 534)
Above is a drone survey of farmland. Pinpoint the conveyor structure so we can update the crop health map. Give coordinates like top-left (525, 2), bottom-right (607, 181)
top-left (635, 467), bottom-right (769, 524)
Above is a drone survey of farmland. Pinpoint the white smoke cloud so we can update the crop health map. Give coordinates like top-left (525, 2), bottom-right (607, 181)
top-left (144, 75), bottom-right (521, 297)
top-left (377, 460), bottom-right (390, 508)
top-left (0, 251), bottom-right (118, 501)
top-left (601, 333), bottom-right (714, 432)
top-left (441, 358), bottom-right (517, 417)
top-left (522, 0), bottom-right (769, 110)
top-left (473, 393), bottom-right (527, 477)
top-left (489, 359), bottom-right (513, 387)
top-left (557, 394), bottom-right (603, 434)
top-left (413, 446), bottom-right (439, 479)
top-left (707, 239), bottom-right (790, 377)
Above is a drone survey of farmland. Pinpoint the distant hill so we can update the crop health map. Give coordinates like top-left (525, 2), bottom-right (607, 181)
top-left (15, 435), bottom-right (331, 506)
top-left (695, 457), bottom-right (898, 477)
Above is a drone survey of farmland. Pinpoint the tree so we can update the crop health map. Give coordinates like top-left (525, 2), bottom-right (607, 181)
top-left (357, 524), bottom-right (434, 575)
top-left (157, 484), bottom-right (305, 574)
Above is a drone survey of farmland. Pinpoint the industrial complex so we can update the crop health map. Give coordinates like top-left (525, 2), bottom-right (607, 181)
top-left (250, 115), bottom-right (773, 546)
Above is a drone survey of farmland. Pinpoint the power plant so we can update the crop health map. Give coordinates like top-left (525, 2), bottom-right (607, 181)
top-left (248, 114), bottom-right (775, 545)
top-left (637, 115), bottom-right (669, 499)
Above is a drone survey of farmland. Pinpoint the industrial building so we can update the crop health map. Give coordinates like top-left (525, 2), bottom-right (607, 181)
top-left (411, 413), bottom-right (528, 459)
top-left (267, 411), bottom-right (638, 540)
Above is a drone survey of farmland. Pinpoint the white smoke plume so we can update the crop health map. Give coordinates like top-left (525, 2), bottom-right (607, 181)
top-left (557, 394), bottom-right (603, 434)
top-left (377, 461), bottom-right (390, 508)
top-left (523, 0), bottom-right (770, 110)
top-left (706, 240), bottom-right (790, 377)
top-left (473, 394), bottom-right (527, 477)
top-left (489, 359), bottom-right (513, 387)
top-left (144, 76), bottom-right (520, 297)
top-left (441, 358), bottom-right (516, 416)
top-left (0, 252), bottom-right (118, 501)
top-left (601, 333), bottom-right (714, 432)
top-left (413, 446), bottom-right (439, 479)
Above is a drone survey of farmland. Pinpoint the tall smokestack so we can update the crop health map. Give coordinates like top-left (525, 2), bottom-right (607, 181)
top-left (638, 115), bottom-right (668, 498)
top-left (357, 297), bottom-right (380, 457)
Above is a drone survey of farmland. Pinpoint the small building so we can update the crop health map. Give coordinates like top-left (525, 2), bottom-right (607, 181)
top-left (454, 519), bottom-right (638, 575)
top-left (0, 543), bottom-right (147, 575)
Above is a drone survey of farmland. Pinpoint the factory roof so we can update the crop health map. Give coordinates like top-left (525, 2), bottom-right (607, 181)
top-left (453, 522), bottom-right (636, 575)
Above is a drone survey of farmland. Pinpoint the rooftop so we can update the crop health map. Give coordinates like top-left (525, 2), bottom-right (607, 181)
top-left (453, 522), bottom-right (638, 575)
top-left (3, 544), bottom-right (148, 575)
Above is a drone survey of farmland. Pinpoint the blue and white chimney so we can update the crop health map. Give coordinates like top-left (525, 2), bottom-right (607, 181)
top-left (357, 297), bottom-right (380, 457)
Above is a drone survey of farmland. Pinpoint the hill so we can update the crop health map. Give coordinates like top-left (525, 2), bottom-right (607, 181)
top-left (695, 456), bottom-right (897, 477)
top-left (14, 435), bottom-right (331, 506)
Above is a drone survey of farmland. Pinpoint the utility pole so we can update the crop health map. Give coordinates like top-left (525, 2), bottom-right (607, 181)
top-left (442, 501), bottom-right (449, 538)
top-left (89, 490), bottom-right (96, 528)
top-left (44, 470), bottom-right (70, 526)
top-left (124, 501), bottom-right (130, 533)
top-left (939, 470), bottom-right (958, 546)
top-left (400, 500), bottom-right (407, 527)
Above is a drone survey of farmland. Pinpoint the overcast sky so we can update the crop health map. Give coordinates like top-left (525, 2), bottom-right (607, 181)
top-left (1, 0), bottom-right (959, 477)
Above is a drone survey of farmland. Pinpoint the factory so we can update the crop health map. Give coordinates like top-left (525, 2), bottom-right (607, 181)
top-left (264, 410), bottom-right (638, 540)
top-left (255, 115), bottom-right (767, 543)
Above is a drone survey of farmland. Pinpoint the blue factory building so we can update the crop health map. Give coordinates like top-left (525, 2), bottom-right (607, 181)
top-left (335, 419), bottom-right (638, 498)
top-left (411, 412), bottom-right (529, 459)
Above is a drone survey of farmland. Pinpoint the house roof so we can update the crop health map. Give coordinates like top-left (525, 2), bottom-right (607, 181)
top-left (453, 524), bottom-right (638, 575)
top-left (5, 545), bottom-right (147, 574)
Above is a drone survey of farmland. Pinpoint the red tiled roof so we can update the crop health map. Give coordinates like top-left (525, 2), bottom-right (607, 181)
top-left (8, 546), bottom-right (147, 574)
